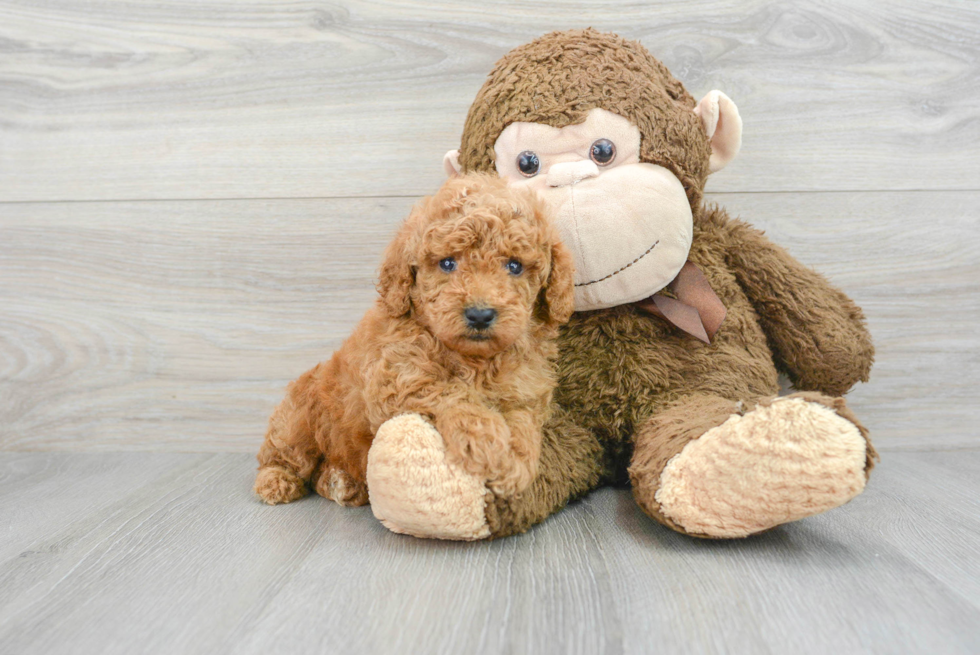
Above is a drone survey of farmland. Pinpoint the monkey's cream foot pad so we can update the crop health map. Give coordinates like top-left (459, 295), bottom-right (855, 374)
top-left (367, 413), bottom-right (491, 540)
top-left (655, 398), bottom-right (869, 538)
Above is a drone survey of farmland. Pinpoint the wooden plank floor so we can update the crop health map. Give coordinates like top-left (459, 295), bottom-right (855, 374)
top-left (0, 450), bottom-right (977, 655)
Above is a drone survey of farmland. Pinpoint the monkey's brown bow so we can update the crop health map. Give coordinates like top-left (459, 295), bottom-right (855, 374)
top-left (634, 261), bottom-right (726, 343)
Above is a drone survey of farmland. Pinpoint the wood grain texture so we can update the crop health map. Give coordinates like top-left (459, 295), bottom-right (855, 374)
top-left (0, 196), bottom-right (412, 451)
top-left (2, 191), bottom-right (977, 452)
top-left (0, 451), bottom-right (977, 654)
top-left (1, 0), bottom-right (978, 201)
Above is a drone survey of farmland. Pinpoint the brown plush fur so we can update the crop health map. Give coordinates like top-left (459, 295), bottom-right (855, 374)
top-left (458, 29), bottom-right (712, 215)
top-left (255, 174), bottom-right (575, 505)
top-left (484, 405), bottom-right (607, 538)
top-left (459, 29), bottom-right (877, 537)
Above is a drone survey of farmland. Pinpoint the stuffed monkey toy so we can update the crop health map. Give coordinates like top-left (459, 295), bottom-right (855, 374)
top-left (365, 29), bottom-right (877, 540)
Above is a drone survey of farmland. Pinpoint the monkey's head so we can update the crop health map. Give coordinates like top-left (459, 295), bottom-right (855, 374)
top-left (444, 29), bottom-right (742, 311)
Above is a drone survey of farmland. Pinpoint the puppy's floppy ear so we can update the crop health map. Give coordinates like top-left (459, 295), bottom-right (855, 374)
top-left (540, 238), bottom-right (576, 328)
top-left (376, 206), bottom-right (421, 317)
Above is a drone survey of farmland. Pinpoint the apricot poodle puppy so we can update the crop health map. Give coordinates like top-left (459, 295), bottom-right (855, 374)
top-left (254, 174), bottom-right (575, 507)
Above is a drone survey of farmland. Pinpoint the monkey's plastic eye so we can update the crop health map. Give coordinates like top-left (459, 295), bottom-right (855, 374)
top-left (439, 257), bottom-right (457, 273)
top-left (517, 151), bottom-right (540, 177)
top-left (506, 259), bottom-right (524, 276)
top-left (590, 139), bottom-right (616, 165)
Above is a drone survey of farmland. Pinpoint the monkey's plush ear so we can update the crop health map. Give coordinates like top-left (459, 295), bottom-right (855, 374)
top-left (694, 91), bottom-right (742, 173)
top-left (541, 239), bottom-right (576, 328)
top-left (376, 212), bottom-right (419, 317)
top-left (443, 150), bottom-right (462, 177)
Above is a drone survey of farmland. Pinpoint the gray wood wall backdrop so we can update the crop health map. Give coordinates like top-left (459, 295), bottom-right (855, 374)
top-left (1, 0), bottom-right (978, 453)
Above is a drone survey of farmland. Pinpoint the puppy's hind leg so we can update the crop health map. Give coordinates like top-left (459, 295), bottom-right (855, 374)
top-left (255, 377), bottom-right (324, 505)
top-left (309, 420), bottom-right (372, 507)
top-left (255, 463), bottom-right (307, 505)
top-left (312, 460), bottom-right (369, 507)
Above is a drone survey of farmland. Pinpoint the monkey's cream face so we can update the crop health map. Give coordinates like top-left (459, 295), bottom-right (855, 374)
top-left (493, 108), bottom-right (693, 311)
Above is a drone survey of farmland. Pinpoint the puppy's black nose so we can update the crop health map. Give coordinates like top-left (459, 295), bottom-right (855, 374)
top-left (464, 307), bottom-right (497, 331)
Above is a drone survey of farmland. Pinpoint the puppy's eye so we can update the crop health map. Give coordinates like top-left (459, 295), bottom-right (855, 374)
top-left (506, 259), bottom-right (524, 276)
top-left (590, 139), bottom-right (616, 166)
top-left (517, 151), bottom-right (540, 177)
top-left (439, 257), bottom-right (457, 273)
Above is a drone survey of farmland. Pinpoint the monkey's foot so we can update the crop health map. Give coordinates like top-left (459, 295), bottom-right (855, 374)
top-left (366, 413), bottom-right (491, 540)
top-left (655, 397), bottom-right (870, 538)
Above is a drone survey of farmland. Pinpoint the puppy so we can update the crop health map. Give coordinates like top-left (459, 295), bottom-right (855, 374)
top-left (255, 174), bottom-right (575, 506)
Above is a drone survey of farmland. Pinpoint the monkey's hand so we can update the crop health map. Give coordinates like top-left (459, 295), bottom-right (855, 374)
top-left (722, 214), bottom-right (874, 396)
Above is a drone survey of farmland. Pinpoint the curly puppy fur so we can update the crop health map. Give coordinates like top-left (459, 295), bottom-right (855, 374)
top-left (255, 174), bottom-right (575, 506)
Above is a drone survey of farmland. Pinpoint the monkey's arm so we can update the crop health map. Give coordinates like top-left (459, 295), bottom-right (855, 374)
top-left (721, 216), bottom-right (874, 396)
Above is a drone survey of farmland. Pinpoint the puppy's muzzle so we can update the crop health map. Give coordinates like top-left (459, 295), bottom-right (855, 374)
top-left (464, 306), bottom-right (497, 331)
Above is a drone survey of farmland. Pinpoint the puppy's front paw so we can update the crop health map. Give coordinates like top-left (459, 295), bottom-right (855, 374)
top-left (436, 404), bottom-right (511, 475)
top-left (436, 405), bottom-right (536, 499)
top-left (486, 455), bottom-right (537, 498)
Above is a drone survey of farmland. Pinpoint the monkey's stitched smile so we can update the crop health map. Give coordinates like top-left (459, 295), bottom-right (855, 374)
top-left (575, 239), bottom-right (660, 288)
